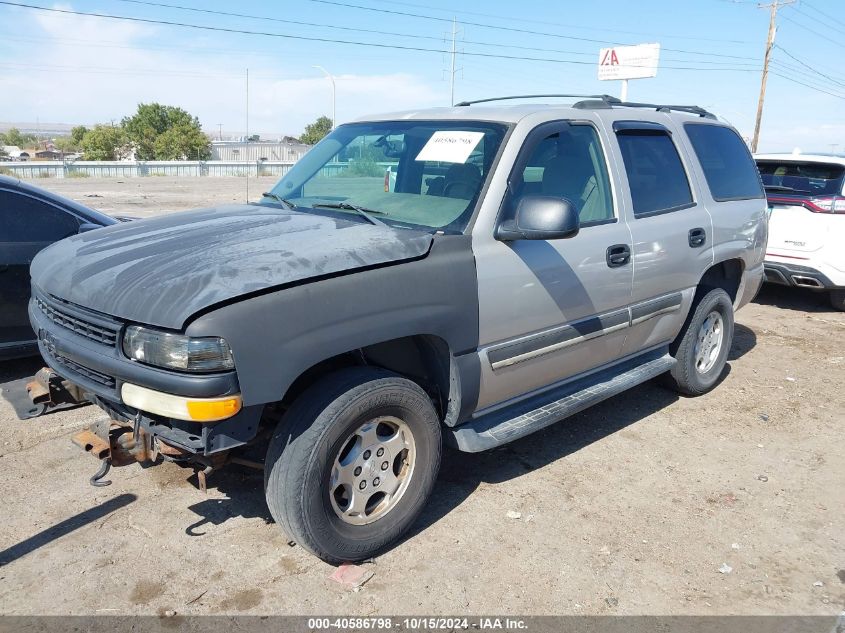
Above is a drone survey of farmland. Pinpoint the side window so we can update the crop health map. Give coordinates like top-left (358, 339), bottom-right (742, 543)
top-left (684, 123), bottom-right (764, 201)
top-left (0, 190), bottom-right (80, 242)
top-left (616, 128), bottom-right (694, 217)
top-left (512, 125), bottom-right (614, 226)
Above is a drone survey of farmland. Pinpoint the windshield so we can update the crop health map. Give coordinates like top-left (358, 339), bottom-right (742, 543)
top-left (266, 120), bottom-right (508, 232)
top-left (757, 160), bottom-right (845, 196)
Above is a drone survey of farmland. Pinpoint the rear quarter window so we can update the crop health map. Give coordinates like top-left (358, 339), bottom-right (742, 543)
top-left (684, 123), bottom-right (764, 201)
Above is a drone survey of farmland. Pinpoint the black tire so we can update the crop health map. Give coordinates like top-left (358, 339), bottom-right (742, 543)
top-left (264, 367), bottom-right (441, 564)
top-left (665, 287), bottom-right (735, 396)
top-left (830, 290), bottom-right (845, 312)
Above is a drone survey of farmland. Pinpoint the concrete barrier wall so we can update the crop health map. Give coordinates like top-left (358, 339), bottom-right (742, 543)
top-left (0, 160), bottom-right (297, 179)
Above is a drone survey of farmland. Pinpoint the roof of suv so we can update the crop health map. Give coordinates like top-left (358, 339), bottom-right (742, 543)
top-left (353, 97), bottom-right (717, 125)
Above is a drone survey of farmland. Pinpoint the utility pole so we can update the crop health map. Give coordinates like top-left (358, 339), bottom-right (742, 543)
top-left (448, 17), bottom-right (461, 106)
top-left (751, 0), bottom-right (793, 153)
top-left (217, 123), bottom-right (223, 141)
top-left (313, 65), bottom-right (336, 130)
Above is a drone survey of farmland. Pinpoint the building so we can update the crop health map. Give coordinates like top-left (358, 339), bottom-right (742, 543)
top-left (2, 146), bottom-right (30, 161)
top-left (35, 149), bottom-right (63, 160)
top-left (210, 139), bottom-right (311, 162)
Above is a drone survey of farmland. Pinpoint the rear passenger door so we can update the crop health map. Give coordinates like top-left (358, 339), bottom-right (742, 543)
top-left (612, 121), bottom-right (715, 358)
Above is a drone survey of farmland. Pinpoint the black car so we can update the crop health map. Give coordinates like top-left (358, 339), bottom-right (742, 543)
top-left (0, 175), bottom-right (121, 360)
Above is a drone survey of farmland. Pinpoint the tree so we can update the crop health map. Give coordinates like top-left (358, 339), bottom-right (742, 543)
top-left (1, 127), bottom-right (36, 148)
top-left (121, 103), bottom-right (210, 160)
top-left (54, 137), bottom-right (78, 154)
top-left (247, 134), bottom-right (260, 142)
top-left (299, 116), bottom-right (332, 145)
top-left (80, 125), bottom-right (130, 161)
top-left (154, 124), bottom-right (212, 160)
top-left (70, 125), bottom-right (88, 145)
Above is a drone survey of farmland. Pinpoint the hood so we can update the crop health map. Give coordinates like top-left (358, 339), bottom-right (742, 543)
top-left (31, 204), bottom-right (433, 329)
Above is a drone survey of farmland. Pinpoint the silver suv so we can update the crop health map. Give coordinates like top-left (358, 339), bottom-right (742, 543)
top-left (29, 95), bottom-right (768, 562)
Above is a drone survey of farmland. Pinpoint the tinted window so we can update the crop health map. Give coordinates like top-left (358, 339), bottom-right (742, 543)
top-left (685, 124), bottom-right (763, 201)
top-left (511, 124), bottom-right (614, 225)
top-left (0, 190), bottom-right (80, 242)
top-left (617, 130), bottom-right (693, 217)
top-left (756, 160), bottom-right (845, 196)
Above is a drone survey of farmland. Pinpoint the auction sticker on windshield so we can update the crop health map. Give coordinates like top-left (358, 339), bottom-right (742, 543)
top-left (415, 131), bottom-right (485, 164)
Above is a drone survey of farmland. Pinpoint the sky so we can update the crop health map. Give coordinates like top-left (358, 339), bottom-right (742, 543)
top-left (0, 0), bottom-right (843, 152)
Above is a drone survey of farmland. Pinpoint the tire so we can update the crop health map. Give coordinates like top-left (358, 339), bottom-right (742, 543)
top-left (264, 367), bottom-right (441, 564)
top-left (665, 287), bottom-right (735, 396)
top-left (830, 290), bottom-right (845, 312)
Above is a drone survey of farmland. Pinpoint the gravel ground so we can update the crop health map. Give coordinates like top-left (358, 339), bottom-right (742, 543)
top-left (0, 177), bottom-right (843, 616)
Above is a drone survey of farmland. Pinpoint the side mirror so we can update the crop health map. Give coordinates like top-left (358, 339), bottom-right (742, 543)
top-left (495, 195), bottom-right (580, 241)
top-left (77, 223), bottom-right (101, 234)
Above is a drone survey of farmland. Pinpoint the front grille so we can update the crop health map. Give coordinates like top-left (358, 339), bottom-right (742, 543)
top-left (35, 296), bottom-right (120, 347)
top-left (49, 350), bottom-right (116, 388)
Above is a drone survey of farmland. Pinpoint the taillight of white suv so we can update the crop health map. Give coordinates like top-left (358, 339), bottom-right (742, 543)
top-left (767, 194), bottom-right (845, 213)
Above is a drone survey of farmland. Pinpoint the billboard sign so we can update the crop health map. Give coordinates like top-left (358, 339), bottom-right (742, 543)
top-left (598, 43), bottom-right (661, 81)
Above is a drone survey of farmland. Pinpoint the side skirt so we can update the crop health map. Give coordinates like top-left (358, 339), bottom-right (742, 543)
top-left (444, 347), bottom-right (675, 452)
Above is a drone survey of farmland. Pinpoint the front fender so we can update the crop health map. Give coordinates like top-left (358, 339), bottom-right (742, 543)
top-left (185, 235), bottom-right (480, 408)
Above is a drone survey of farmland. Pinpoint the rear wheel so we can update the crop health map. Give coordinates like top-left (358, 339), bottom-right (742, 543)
top-left (665, 287), bottom-right (735, 396)
top-left (264, 367), bottom-right (441, 563)
top-left (830, 290), bottom-right (845, 312)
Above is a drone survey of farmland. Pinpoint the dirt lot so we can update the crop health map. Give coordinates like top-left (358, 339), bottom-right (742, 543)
top-left (0, 177), bottom-right (843, 616)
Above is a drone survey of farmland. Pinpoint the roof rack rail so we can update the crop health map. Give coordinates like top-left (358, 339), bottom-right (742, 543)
top-left (573, 97), bottom-right (715, 119)
top-left (455, 94), bottom-right (716, 119)
top-left (454, 94), bottom-right (617, 107)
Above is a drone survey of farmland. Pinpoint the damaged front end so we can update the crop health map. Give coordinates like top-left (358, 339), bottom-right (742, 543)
top-left (25, 366), bottom-right (90, 417)
top-left (70, 408), bottom-right (269, 490)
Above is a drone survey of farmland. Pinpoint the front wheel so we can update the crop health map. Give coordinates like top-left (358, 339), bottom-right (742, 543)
top-left (264, 368), bottom-right (441, 563)
top-left (665, 287), bottom-right (735, 396)
top-left (830, 290), bottom-right (845, 312)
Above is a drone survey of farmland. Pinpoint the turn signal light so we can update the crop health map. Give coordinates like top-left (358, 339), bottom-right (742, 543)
top-left (186, 398), bottom-right (242, 421)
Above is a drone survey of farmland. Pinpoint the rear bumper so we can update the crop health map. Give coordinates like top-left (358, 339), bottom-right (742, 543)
top-left (763, 261), bottom-right (840, 290)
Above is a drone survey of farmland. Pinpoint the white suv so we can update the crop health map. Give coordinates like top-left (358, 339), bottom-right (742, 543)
top-left (755, 152), bottom-right (845, 310)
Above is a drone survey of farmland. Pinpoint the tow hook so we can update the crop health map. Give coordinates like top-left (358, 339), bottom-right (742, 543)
top-left (72, 418), bottom-right (157, 487)
top-left (90, 458), bottom-right (112, 487)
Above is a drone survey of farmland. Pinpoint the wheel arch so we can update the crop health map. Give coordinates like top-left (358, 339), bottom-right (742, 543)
top-left (281, 334), bottom-right (464, 427)
top-left (697, 257), bottom-right (745, 303)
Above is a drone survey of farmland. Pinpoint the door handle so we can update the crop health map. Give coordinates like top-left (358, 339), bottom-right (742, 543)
top-left (688, 227), bottom-right (706, 248)
top-left (606, 244), bottom-right (631, 268)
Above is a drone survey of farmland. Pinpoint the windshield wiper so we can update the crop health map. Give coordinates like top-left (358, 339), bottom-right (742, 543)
top-left (262, 191), bottom-right (297, 211)
top-left (763, 184), bottom-right (813, 194)
top-left (312, 202), bottom-right (388, 227)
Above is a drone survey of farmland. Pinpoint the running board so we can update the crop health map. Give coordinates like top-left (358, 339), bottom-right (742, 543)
top-left (446, 348), bottom-right (675, 452)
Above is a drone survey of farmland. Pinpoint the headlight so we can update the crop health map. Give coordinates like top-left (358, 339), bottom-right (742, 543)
top-left (122, 325), bottom-right (235, 372)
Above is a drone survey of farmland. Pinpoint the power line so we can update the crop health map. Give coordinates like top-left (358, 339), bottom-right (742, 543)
top-left (769, 62), bottom-right (845, 97)
top-left (0, 1), bottom-right (763, 71)
top-left (800, 0), bottom-right (845, 29)
top-left (780, 13), bottom-right (845, 48)
top-left (306, 0), bottom-right (761, 60)
top-left (360, 0), bottom-right (754, 44)
top-left (774, 44), bottom-right (845, 88)
top-left (770, 70), bottom-right (845, 100)
top-left (96, 0), bottom-right (758, 63)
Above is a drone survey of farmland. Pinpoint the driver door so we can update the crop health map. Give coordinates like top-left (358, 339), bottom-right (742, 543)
top-left (473, 121), bottom-right (634, 411)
